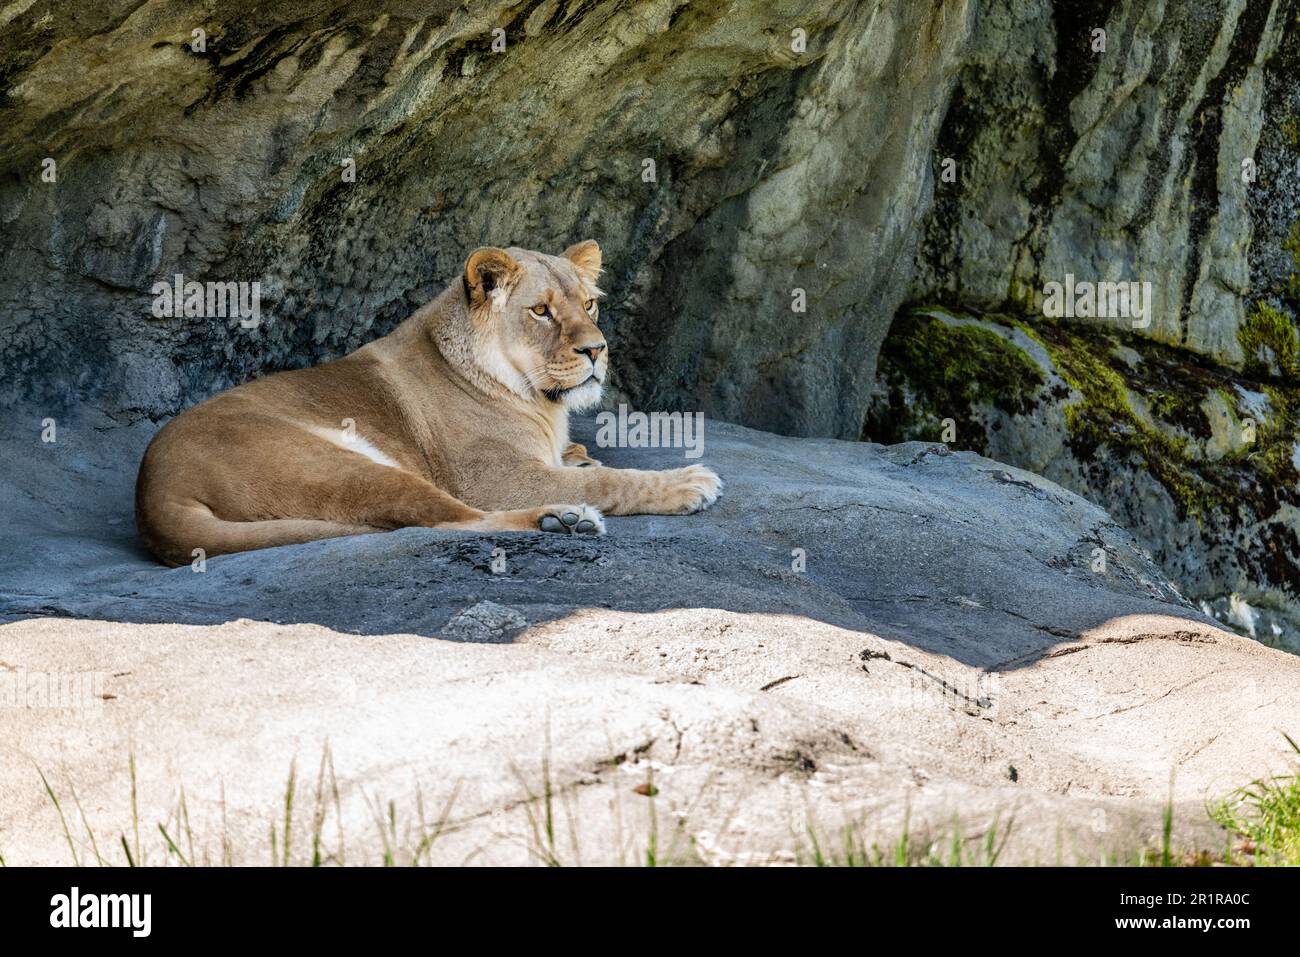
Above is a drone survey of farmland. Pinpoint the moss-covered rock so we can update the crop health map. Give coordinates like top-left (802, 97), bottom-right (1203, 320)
top-left (866, 311), bottom-right (1045, 450)
top-left (866, 307), bottom-right (1300, 651)
top-left (1241, 301), bottom-right (1300, 379)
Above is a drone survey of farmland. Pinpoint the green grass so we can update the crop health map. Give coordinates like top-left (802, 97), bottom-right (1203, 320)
top-left (794, 808), bottom-right (1015, 867)
top-left (9, 737), bottom-right (1299, 866)
top-left (1211, 733), bottom-right (1300, 865)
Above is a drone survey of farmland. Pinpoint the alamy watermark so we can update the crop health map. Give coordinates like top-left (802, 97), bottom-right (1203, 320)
top-left (50, 887), bottom-right (151, 937)
top-left (1041, 274), bottom-right (1152, 329)
top-left (594, 403), bottom-right (704, 459)
top-left (151, 273), bottom-right (261, 328)
top-left (1, 670), bottom-right (107, 708)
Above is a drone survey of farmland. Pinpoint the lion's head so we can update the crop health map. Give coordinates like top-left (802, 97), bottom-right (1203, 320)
top-left (462, 240), bottom-right (608, 412)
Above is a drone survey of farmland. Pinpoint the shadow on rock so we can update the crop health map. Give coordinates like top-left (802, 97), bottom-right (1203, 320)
top-left (0, 414), bottom-right (1210, 670)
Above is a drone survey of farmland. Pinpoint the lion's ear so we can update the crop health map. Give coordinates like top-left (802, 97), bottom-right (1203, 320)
top-left (464, 247), bottom-right (520, 308)
top-left (562, 240), bottom-right (602, 283)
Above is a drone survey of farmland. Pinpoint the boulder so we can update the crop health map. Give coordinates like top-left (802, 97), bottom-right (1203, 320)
top-left (866, 307), bottom-right (1300, 651)
top-left (2, 415), bottom-right (1298, 864)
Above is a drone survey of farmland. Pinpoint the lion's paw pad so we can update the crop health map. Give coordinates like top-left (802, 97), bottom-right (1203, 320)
top-left (538, 504), bottom-right (605, 535)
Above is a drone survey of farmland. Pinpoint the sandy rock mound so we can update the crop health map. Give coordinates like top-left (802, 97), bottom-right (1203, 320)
top-left (2, 416), bottom-right (1298, 863)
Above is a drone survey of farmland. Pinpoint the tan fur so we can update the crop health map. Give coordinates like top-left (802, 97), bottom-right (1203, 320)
top-left (135, 241), bottom-right (721, 566)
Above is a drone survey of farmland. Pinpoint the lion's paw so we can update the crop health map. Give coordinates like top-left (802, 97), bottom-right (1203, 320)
top-left (537, 504), bottom-right (606, 535)
top-left (661, 465), bottom-right (723, 514)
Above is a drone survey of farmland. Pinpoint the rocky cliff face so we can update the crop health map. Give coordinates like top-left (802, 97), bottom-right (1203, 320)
top-left (3, 1), bottom-right (1294, 419)
top-left (870, 0), bottom-right (1300, 647)
top-left (0, 0), bottom-right (972, 435)
top-left (912, 0), bottom-right (1296, 364)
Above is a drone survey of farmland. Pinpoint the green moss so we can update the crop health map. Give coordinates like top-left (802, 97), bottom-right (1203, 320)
top-left (892, 314), bottom-right (1043, 414)
top-left (1284, 221), bottom-right (1300, 305)
top-left (1019, 320), bottom-right (1210, 516)
top-left (1006, 278), bottom-right (1038, 314)
top-left (1027, 321), bottom-right (1300, 527)
top-left (870, 307), bottom-right (1300, 531)
top-left (1148, 390), bottom-right (1190, 423)
top-left (868, 304), bottom-right (1300, 605)
top-left (1282, 116), bottom-right (1300, 150)
top-left (865, 311), bottom-right (1044, 449)
top-left (1239, 301), bottom-right (1299, 378)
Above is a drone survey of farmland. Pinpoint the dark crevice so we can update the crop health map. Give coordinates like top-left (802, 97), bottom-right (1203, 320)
top-left (1176, 0), bottom-right (1275, 344)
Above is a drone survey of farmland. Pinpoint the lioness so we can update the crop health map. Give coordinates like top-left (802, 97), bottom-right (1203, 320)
top-left (135, 241), bottom-right (721, 566)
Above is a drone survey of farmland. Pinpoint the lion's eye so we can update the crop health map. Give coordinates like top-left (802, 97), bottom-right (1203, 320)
top-left (530, 304), bottom-right (551, 319)
top-left (584, 299), bottom-right (597, 315)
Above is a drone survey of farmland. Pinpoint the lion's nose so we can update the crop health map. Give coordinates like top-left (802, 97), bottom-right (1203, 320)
top-left (575, 343), bottom-right (606, 363)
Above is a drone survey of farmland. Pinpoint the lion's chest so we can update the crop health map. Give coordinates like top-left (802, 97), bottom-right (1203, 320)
top-left (544, 407), bottom-right (569, 467)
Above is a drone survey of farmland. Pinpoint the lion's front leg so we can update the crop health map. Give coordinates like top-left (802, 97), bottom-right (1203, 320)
top-left (480, 458), bottom-right (722, 516)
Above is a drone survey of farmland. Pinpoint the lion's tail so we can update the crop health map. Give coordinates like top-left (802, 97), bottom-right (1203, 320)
top-left (137, 499), bottom-right (376, 567)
